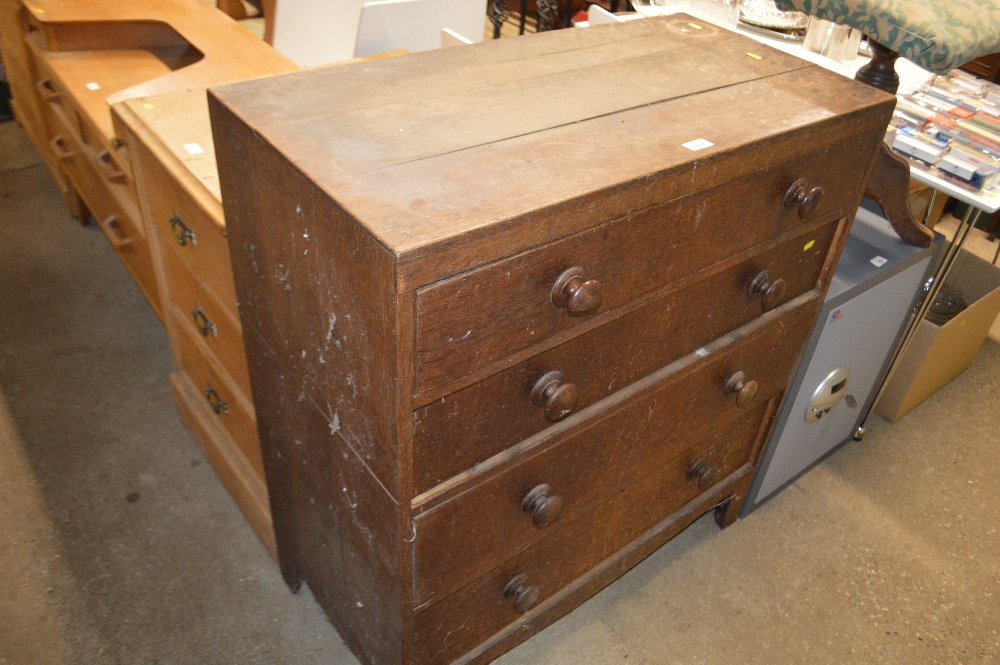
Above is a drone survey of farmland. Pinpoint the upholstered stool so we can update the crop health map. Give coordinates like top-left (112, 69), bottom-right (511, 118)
top-left (776, 0), bottom-right (1000, 246)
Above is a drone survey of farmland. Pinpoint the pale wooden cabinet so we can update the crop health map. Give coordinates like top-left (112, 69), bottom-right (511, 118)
top-left (0, 0), bottom-right (297, 557)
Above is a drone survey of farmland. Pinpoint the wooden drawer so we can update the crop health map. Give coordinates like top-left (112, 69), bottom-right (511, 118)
top-left (414, 137), bottom-right (866, 397)
top-left (142, 147), bottom-right (239, 312)
top-left (161, 240), bottom-right (252, 398)
top-left (38, 67), bottom-right (142, 224)
top-left (29, 48), bottom-right (132, 177)
top-left (45, 95), bottom-right (140, 222)
top-left (412, 220), bottom-right (841, 492)
top-left (50, 134), bottom-right (134, 241)
top-left (173, 313), bottom-right (263, 479)
top-left (34, 73), bottom-right (84, 145)
top-left (48, 133), bottom-right (160, 315)
top-left (412, 294), bottom-right (821, 606)
top-left (412, 398), bottom-right (777, 664)
top-left (33, 59), bottom-right (91, 146)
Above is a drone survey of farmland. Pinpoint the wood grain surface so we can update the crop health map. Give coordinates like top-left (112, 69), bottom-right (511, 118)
top-left (21, 0), bottom-right (296, 102)
top-left (208, 17), bottom-right (895, 665)
top-left (412, 221), bottom-right (840, 492)
top-left (412, 132), bottom-right (871, 397)
top-left (412, 296), bottom-right (821, 606)
top-left (411, 397), bottom-right (784, 664)
top-left (212, 102), bottom-right (411, 665)
top-left (209, 16), bottom-right (894, 291)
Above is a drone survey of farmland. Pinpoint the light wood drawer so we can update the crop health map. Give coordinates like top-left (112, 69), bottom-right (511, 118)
top-left (173, 314), bottom-right (263, 479)
top-left (412, 294), bottom-right (821, 606)
top-left (33, 62), bottom-right (91, 148)
top-left (412, 398), bottom-right (777, 664)
top-left (414, 137), bottom-right (866, 398)
top-left (49, 134), bottom-right (134, 241)
top-left (48, 133), bottom-right (160, 316)
top-left (34, 74), bottom-right (82, 143)
top-left (142, 149), bottom-right (238, 313)
top-left (45, 96), bottom-right (140, 222)
top-left (30, 45), bottom-right (134, 179)
top-left (162, 241), bottom-right (252, 399)
top-left (412, 220), bottom-right (840, 492)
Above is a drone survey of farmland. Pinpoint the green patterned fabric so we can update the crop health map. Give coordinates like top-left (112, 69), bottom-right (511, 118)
top-left (773, 0), bottom-right (1000, 74)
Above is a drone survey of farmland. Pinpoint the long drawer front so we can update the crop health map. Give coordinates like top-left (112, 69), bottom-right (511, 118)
top-left (413, 219), bottom-right (841, 492)
top-left (414, 136), bottom-right (867, 397)
top-left (46, 131), bottom-right (160, 317)
top-left (138, 138), bottom-right (239, 313)
top-left (412, 293), bottom-right (821, 608)
top-left (173, 313), bottom-right (263, 480)
top-left (161, 240), bottom-right (252, 398)
top-left (30, 47), bottom-right (135, 180)
top-left (412, 392), bottom-right (786, 664)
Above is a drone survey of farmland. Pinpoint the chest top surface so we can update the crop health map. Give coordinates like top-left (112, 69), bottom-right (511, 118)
top-left (209, 16), bottom-right (894, 290)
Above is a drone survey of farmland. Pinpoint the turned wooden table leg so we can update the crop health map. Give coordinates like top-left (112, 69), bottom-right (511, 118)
top-left (856, 40), bottom-right (902, 94)
top-left (853, 40), bottom-right (933, 248)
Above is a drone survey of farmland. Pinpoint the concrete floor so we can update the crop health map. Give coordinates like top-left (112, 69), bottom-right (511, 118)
top-left (1, 118), bottom-right (999, 665)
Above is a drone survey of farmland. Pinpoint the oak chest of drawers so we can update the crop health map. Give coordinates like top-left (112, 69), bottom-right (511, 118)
top-left (208, 17), bottom-right (894, 665)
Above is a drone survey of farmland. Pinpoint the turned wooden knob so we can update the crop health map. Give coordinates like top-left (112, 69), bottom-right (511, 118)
top-left (686, 457), bottom-right (719, 489)
top-left (531, 371), bottom-right (579, 421)
top-left (784, 178), bottom-right (823, 219)
top-left (551, 267), bottom-right (602, 315)
top-left (521, 484), bottom-right (564, 528)
top-left (504, 573), bottom-right (540, 614)
top-left (747, 270), bottom-right (786, 312)
top-left (724, 371), bottom-right (758, 406)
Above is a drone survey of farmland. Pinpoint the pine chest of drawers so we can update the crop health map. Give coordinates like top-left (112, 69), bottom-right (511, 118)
top-left (208, 17), bottom-right (894, 665)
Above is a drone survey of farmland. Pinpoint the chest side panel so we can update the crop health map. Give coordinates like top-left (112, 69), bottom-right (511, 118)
top-left (209, 95), bottom-right (409, 665)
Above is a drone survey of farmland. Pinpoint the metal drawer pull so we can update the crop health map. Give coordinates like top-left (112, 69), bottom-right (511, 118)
top-left (724, 371), bottom-right (758, 406)
top-left (521, 484), bottom-right (563, 528)
top-left (686, 457), bottom-right (719, 489)
top-left (784, 178), bottom-right (824, 219)
top-left (531, 371), bottom-right (578, 422)
top-left (747, 270), bottom-right (786, 312)
top-left (204, 384), bottom-right (229, 415)
top-left (503, 574), bottom-right (539, 614)
top-left (192, 305), bottom-right (217, 337)
top-left (170, 213), bottom-right (196, 246)
top-left (551, 266), bottom-right (602, 315)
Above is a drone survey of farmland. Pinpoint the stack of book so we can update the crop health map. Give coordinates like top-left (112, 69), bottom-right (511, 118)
top-left (888, 69), bottom-right (1000, 193)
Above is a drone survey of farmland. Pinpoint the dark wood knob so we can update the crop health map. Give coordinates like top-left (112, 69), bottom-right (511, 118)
top-left (521, 484), bottom-right (564, 528)
top-left (724, 371), bottom-right (758, 406)
top-left (686, 457), bottom-right (719, 489)
top-left (747, 270), bottom-right (786, 311)
top-left (784, 178), bottom-right (823, 219)
top-left (531, 371), bottom-right (579, 421)
top-left (503, 573), bottom-right (540, 614)
top-left (552, 267), bottom-right (602, 315)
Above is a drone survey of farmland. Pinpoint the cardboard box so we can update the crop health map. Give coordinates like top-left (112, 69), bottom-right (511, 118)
top-left (877, 249), bottom-right (1000, 421)
top-left (908, 180), bottom-right (948, 229)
